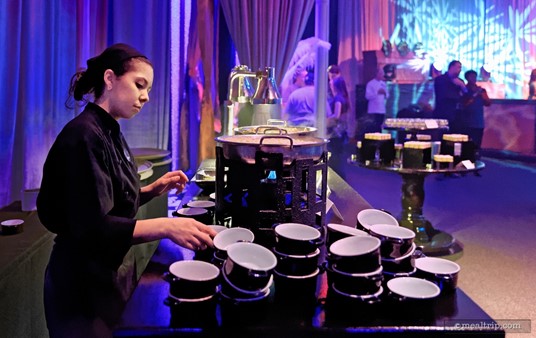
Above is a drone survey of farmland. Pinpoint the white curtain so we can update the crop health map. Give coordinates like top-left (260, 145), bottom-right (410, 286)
top-left (220, 0), bottom-right (315, 84)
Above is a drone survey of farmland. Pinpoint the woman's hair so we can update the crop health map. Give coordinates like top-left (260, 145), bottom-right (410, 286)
top-left (327, 64), bottom-right (340, 75)
top-left (331, 76), bottom-right (350, 111)
top-left (66, 43), bottom-right (152, 108)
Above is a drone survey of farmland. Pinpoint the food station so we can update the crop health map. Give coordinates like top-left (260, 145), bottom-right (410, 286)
top-left (112, 68), bottom-right (504, 337)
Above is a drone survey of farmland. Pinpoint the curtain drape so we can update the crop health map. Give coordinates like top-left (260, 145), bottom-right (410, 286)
top-left (220, 0), bottom-right (315, 85)
top-left (0, 0), bottom-right (172, 208)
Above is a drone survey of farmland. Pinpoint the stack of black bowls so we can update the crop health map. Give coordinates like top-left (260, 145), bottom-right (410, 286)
top-left (219, 241), bottom-right (277, 303)
top-left (272, 223), bottom-right (324, 301)
top-left (163, 260), bottom-right (220, 328)
top-left (368, 223), bottom-right (419, 282)
top-left (325, 235), bottom-right (384, 306)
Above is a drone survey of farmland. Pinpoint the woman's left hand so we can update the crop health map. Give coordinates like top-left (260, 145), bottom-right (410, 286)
top-left (145, 170), bottom-right (189, 197)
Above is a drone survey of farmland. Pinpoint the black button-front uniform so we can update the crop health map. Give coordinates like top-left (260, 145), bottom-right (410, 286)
top-left (37, 102), bottom-right (140, 338)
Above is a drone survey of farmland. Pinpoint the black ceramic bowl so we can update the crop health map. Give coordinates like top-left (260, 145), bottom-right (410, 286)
top-left (213, 227), bottom-right (255, 260)
top-left (273, 268), bottom-right (321, 303)
top-left (186, 200), bottom-right (216, 214)
top-left (1, 219), bottom-right (24, 235)
top-left (174, 207), bottom-right (212, 224)
top-left (381, 242), bottom-right (417, 274)
top-left (223, 242), bottom-right (277, 293)
top-left (327, 236), bottom-right (381, 274)
top-left (385, 277), bottom-right (440, 319)
top-left (273, 223), bottom-right (323, 255)
top-left (220, 268), bottom-right (273, 298)
top-left (165, 260), bottom-right (220, 300)
top-left (273, 247), bottom-right (321, 277)
top-left (328, 265), bottom-right (384, 296)
top-left (164, 295), bottom-right (218, 329)
top-left (414, 257), bottom-right (460, 293)
top-left (369, 224), bottom-right (415, 259)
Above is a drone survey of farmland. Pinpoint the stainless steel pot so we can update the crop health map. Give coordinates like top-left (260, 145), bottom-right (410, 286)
top-left (215, 134), bottom-right (328, 164)
top-left (233, 119), bottom-right (317, 136)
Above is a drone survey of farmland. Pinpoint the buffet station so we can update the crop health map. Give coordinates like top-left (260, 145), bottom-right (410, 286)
top-left (114, 168), bottom-right (502, 337)
top-left (113, 67), bottom-right (501, 337)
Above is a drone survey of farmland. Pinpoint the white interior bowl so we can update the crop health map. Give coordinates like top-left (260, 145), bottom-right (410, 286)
top-left (226, 242), bottom-right (277, 270)
top-left (387, 277), bottom-right (440, 299)
top-left (213, 227), bottom-right (254, 251)
top-left (369, 224), bottom-right (415, 239)
top-left (329, 235), bottom-right (381, 256)
top-left (187, 200), bottom-right (215, 209)
top-left (328, 223), bottom-right (368, 237)
top-left (169, 260), bottom-right (220, 281)
top-left (415, 257), bottom-right (460, 275)
top-left (357, 209), bottom-right (399, 230)
top-left (274, 223), bottom-right (321, 240)
top-left (176, 207), bottom-right (207, 216)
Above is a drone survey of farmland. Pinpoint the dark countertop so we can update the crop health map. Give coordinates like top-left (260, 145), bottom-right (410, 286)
top-left (113, 169), bottom-right (505, 337)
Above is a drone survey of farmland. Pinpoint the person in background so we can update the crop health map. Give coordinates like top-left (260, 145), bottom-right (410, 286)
top-left (281, 66), bottom-right (308, 108)
top-left (37, 43), bottom-right (216, 338)
top-left (433, 60), bottom-right (467, 132)
top-left (327, 64), bottom-right (341, 81)
top-left (365, 67), bottom-right (389, 134)
top-left (327, 76), bottom-right (350, 178)
top-left (528, 69), bottom-right (536, 100)
top-left (285, 70), bottom-right (332, 127)
top-left (460, 69), bottom-right (491, 159)
top-left (327, 64), bottom-right (341, 100)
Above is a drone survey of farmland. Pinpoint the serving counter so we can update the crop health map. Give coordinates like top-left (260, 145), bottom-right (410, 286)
top-left (113, 169), bottom-right (504, 338)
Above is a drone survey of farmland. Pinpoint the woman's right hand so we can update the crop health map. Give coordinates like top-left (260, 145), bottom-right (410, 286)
top-left (164, 218), bottom-right (217, 251)
top-left (132, 217), bottom-right (217, 250)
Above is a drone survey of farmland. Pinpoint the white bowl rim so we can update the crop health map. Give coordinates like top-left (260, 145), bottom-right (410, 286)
top-left (187, 200), bottom-right (215, 208)
top-left (226, 242), bottom-right (277, 270)
top-left (213, 227), bottom-right (255, 251)
top-left (1, 219), bottom-right (24, 226)
top-left (329, 236), bottom-right (381, 256)
top-left (169, 260), bottom-right (220, 281)
top-left (331, 264), bottom-right (383, 277)
top-left (331, 284), bottom-right (384, 300)
top-left (369, 223), bottom-right (416, 239)
top-left (176, 207), bottom-right (207, 216)
top-left (273, 247), bottom-right (321, 258)
top-left (274, 223), bottom-right (321, 240)
top-left (387, 277), bottom-right (440, 299)
top-left (415, 257), bottom-right (461, 275)
top-left (327, 223), bottom-right (369, 237)
top-left (357, 208), bottom-right (399, 229)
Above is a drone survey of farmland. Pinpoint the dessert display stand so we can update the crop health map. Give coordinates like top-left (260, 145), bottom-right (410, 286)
top-left (349, 157), bottom-right (485, 256)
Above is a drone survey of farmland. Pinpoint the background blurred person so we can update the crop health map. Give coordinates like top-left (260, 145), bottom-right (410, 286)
top-left (327, 76), bottom-right (350, 178)
top-left (433, 60), bottom-right (467, 132)
top-left (460, 69), bottom-right (491, 159)
top-left (364, 68), bottom-right (389, 135)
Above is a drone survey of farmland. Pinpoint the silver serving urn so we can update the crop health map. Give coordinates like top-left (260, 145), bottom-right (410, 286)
top-left (223, 66), bottom-right (282, 135)
top-left (251, 67), bottom-right (282, 126)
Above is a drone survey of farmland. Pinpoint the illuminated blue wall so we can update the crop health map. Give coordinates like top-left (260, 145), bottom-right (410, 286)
top-left (389, 0), bottom-right (536, 99)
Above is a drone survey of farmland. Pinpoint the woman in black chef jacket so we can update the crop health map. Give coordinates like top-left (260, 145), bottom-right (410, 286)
top-left (36, 43), bottom-right (217, 338)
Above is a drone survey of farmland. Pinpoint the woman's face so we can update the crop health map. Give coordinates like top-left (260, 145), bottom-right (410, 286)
top-left (107, 60), bottom-right (154, 120)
